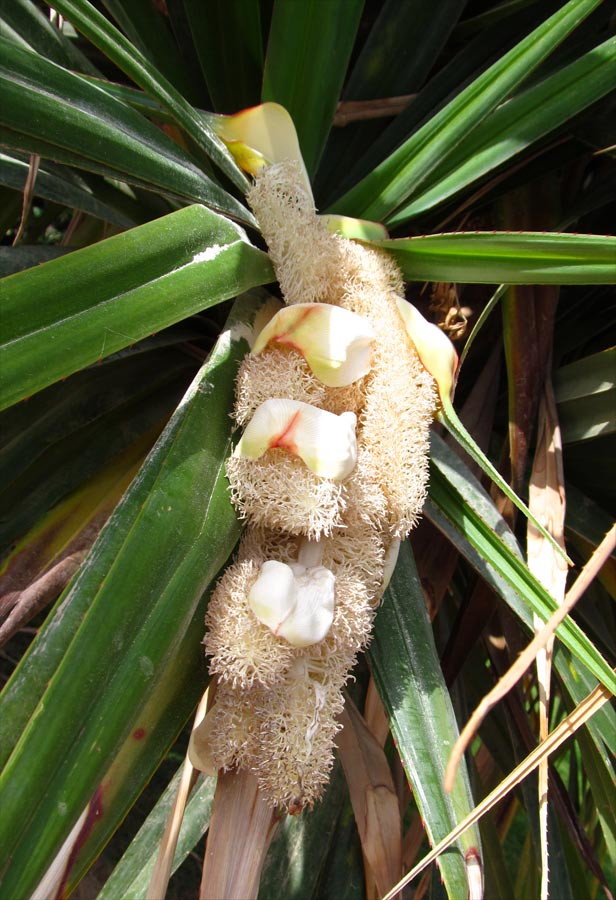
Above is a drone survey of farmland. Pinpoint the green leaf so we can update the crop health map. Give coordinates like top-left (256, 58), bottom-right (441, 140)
top-left (0, 349), bottom-right (194, 548)
top-left (426, 431), bottom-right (616, 697)
top-left (98, 769), bottom-right (216, 900)
top-left (101, 0), bottom-right (200, 103)
top-left (554, 347), bottom-right (616, 443)
top-left (182, 0), bottom-right (264, 113)
top-left (374, 231), bottom-right (616, 284)
top-left (322, 2), bottom-right (547, 209)
top-left (0, 203), bottom-right (273, 410)
top-left (0, 39), bottom-right (251, 224)
top-left (0, 0), bottom-right (100, 75)
top-left (0, 297), bottom-right (257, 898)
top-left (332, 0), bottom-right (602, 221)
top-left (393, 38), bottom-right (616, 221)
top-left (262, 0), bottom-right (364, 177)
top-left (369, 540), bottom-right (481, 898)
top-left (315, 0), bottom-right (466, 201)
top-left (0, 151), bottom-right (136, 227)
top-left (50, 0), bottom-right (249, 193)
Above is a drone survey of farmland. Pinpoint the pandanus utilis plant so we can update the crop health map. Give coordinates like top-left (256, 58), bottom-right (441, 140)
top-left (1, 5), bottom-right (615, 899)
top-left (188, 106), bottom-right (572, 824)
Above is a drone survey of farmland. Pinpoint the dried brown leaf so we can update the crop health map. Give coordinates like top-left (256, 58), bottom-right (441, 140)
top-left (364, 676), bottom-right (390, 748)
top-left (337, 697), bottom-right (402, 899)
top-left (527, 377), bottom-right (568, 900)
top-left (199, 768), bottom-right (278, 900)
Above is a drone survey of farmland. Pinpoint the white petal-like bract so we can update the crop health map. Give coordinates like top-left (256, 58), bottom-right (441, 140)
top-left (247, 559), bottom-right (296, 632)
top-left (248, 559), bottom-right (335, 647)
top-left (234, 398), bottom-right (357, 481)
top-left (252, 303), bottom-right (375, 387)
top-left (395, 297), bottom-right (458, 404)
top-left (215, 102), bottom-right (312, 199)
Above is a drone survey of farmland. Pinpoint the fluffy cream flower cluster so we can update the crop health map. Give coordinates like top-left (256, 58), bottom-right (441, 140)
top-left (197, 160), bottom-right (437, 810)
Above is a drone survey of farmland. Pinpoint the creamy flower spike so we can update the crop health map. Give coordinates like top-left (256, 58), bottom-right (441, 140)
top-left (252, 303), bottom-right (375, 387)
top-left (395, 297), bottom-right (458, 406)
top-left (248, 559), bottom-right (336, 647)
top-left (199, 117), bottom-right (438, 810)
top-left (234, 398), bottom-right (358, 481)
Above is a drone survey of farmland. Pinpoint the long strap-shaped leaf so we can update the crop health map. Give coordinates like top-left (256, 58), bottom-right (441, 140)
top-left (0, 204), bottom-right (273, 410)
top-left (427, 432), bottom-right (616, 697)
top-left (374, 231), bottom-right (616, 284)
top-left (332, 0), bottom-right (602, 221)
top-left (0, 296), bottom-right (260, 899)
top-left (0, 39), bottom-right (252, 225)
top-left (262, 0), bottom-right (364, 177)
top-left (0, 151), bottom-right (136, 227)
top-left (1, 0), bottom-right (100, 76)
top-left (369, 540), bottom-right (481, 900)
top-left (50, 0), bottom-right (249, 194)
top-left (392, 37), bottom-right (616, 223)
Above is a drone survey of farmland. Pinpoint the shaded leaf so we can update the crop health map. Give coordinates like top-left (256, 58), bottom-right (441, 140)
top-left (262, 0), bottom-right (364, 177)
top-left (0, 151), bottom-right (137, 227)
top-left (369, 541), bottom-right (481, 899)
top-left (393, 38), bottom-right (616, 221)
top-left (182, 0), bottom-right (264, 113)
top-left (0, 297), bottom-right (258, 897)
top-left (554, 347), bottom-right (616, 443)
top-left (332, 0), bottom-right (602, 221)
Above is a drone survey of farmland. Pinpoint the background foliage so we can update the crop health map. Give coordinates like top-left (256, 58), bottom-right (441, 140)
top-left (0, 1), bottom-right (614, 898)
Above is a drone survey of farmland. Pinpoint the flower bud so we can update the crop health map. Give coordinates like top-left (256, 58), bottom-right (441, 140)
top-left (252, 303), bottom-right (375, 387)
top-left (234, 398), bottom-right (357, 481)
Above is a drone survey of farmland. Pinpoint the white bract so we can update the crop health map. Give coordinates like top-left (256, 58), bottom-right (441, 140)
top-left (395, 297), bottom-right (458, 405)
top-left (252, 303), bottom-right (375, 387)
top-left (214, 102), bottom-right (312, 199)
top-left (234, 398), bottom-right (357, 480)
top-left (248, 559), bottom-right (336, 647)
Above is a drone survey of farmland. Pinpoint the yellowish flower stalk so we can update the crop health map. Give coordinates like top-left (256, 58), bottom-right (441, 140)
top-left (200, 158), bottom-right (437, 810)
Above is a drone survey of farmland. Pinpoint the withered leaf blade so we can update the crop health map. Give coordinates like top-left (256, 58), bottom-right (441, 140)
top-left (337, 696), bottom-right (402, 899)
top-left (200, 768), bottom-right (278, 900)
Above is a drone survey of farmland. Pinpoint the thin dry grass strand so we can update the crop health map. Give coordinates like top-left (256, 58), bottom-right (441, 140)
top-left (382, 679), bottom-right (614, 900)
top-left (147, 690), bottom-right (211, 900)
top-left (527, 380), bottom-right (568, 900)
top-left (444, 523), bottom-right (616, 794)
